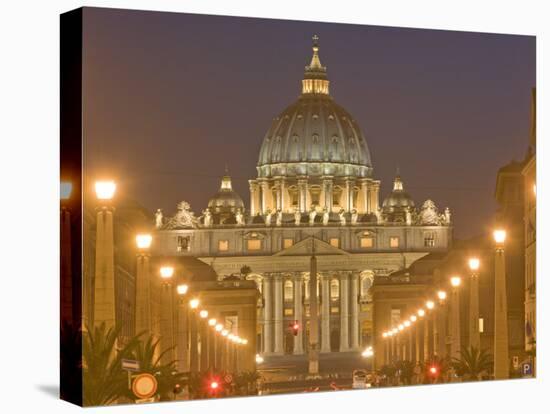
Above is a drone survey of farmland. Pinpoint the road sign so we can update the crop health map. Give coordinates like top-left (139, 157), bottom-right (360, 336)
top-left (132, 373), bottom-right (158, 399)
top-left (122, 359), bottom-right (140, 372)
top-left (522, 362), bottom-right (533, 377)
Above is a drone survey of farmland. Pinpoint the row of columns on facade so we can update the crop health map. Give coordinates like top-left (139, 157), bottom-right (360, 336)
top-left (249, 178), bottom-right (380, 216)
top-left (262, 271), bottom-right (361, 355)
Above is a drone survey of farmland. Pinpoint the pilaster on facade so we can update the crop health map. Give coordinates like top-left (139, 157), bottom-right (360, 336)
top-left (320, 273), bottom-right (331, 352)
top-left (339, 271), bottom-right (350, 351)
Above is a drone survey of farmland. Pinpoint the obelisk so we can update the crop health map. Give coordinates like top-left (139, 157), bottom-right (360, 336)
top-left (308, 237), bottom-right (319, 375)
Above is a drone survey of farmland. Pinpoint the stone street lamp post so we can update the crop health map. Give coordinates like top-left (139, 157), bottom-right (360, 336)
top-left (160, 266), bottom-right (175, 364)
top-left (493, 230), bottom-right (509, 380)
top-left (468, 257), bottom-right (481, 350)
top-left (93, 181), bottom-right (117, 330)
top-left (450, 276), bottom-right (462, 358)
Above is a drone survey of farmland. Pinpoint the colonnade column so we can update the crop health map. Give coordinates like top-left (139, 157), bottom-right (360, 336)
top-left (408, 327), bottom-right (414, 361)
top-left (280, 179), bottom-right (287, 212)
top-left (249, 180), bottom-right (260, 216)
top-left (369, 181), bottom-right (380, 213)
top-left (350, 272), bottom-right (360, 350)
top-left (260, 180), bottom-right (272, 214)
top-left (358, 179), bottom-right (368, 214)
top-left (273, 274), bottom-right (284, 355)
top-left (415, 320), bottom-right (422, 362)
top-left (298, 178), bottom-right (308, 213)
top-left (339, 272), bottom-right (350, 351)
top-left (320, 274), bottom-right (331, 352)
top-left (424, 313), bottom-right (433, 361)
top-left (263, 275), bottom-right (273, 354)
top-left (293, 273), bottom-right (304, 354)
top-left (176, 300), bottom-right (190, 372)
top-left (322, 177), bottom-right (333, 212)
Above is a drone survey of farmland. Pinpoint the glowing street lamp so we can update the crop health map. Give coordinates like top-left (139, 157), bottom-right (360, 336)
top-left (437, 290), bottom-right (447, 301)
top-left (208, 318), bottom-right (217, 327)
top-left (199, 309), bottom-right (209, 319)
top-left (94, 180), bottom-right (116, 200)
top-left (450, 276), bottom-right (461, 287)
top-left (60, 181), bottom-right (73, 200)
top-left (468, 257), bottom-right (480, 272)
top-left (189, 298), bottom-right (200, 309)
top-left (493, 229), bottom-right (507, 246)
top-left (418, 309), bottom-right (425, 317)
top-left (136, 234), bottom-right (152, 250)
top-left (160, 266), bottom-right (174, 279)
top-left (398, 324), bottom-right (404, 331)
top-left (410, 315), bottom-right (417, 323)
top-left (362, 347), bottom-right (374, 358)
top-left (426, 300), bottom-right (435, 310)
top-left (404, 320), bottom-right (411, 327)
top-left (215, 323), bottom-right (223, 332)
top-left (176, 284), bottom-right (189, 295)
top-left (255, 354), bottom-right (264, 364)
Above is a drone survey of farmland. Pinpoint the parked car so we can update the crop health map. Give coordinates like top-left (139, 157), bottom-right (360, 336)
top-left (352, 370), bottom-right (369, 389)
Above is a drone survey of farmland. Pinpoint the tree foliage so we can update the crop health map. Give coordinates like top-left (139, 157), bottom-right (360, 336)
top-left (82, 323), bottom-right (141, 406)
top-left (451, 346), bottom-right (493, 381)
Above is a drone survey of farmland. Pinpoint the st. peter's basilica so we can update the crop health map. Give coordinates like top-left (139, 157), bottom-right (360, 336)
top-left (152, 37), bottom-right (453, 358)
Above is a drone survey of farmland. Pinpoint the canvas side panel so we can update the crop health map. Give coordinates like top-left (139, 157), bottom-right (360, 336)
top-left (60, 7), bottom-right (83, 407)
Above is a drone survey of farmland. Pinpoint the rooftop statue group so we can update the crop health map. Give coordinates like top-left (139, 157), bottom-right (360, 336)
top-left (155, 198), bottom-right (451, 230)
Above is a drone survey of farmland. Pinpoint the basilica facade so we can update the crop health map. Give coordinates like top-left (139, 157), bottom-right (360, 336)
top-left (152, 38), bottom-right (453, 357)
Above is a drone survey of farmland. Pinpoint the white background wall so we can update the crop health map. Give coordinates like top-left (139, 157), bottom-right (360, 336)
top-left (0, 0), bottom-right (547, 413)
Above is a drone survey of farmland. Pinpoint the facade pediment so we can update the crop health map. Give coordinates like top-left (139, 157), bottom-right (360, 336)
top-left (273, 237), bottom-right (349, 257)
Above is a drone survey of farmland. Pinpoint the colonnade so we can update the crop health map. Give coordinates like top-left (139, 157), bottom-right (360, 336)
top-left (249, 177), bottom-right (380, 216)
top-left (380, 303), bottom-right (449, 366)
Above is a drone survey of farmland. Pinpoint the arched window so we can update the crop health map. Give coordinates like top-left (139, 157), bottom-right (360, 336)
top-left (330, 279), bottom-right (339, 300)
top-left (284, 280), bottom-right (294, 301)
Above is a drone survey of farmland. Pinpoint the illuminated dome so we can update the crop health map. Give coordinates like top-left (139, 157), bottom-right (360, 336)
top-left (382, 174), bottom-right (415, 212)
top-left (207, 173), bottom-right (244, 214)
top-left (257, 36), bottom-right (373, 179)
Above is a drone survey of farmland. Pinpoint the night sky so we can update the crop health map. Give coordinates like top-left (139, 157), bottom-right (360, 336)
top-left (83, 7), bottom-right (535, 240)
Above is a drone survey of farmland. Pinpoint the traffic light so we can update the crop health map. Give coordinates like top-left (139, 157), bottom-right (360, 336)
top-left (206, 376), bottom-right (222, 396)
top-left (290, 321), bottom-right (300, 336)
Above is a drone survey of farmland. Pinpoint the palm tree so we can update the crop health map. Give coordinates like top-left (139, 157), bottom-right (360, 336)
top-left (395, 360), bottom-right (415, 385)
top-left (129, 335), bottom-right (185, 401)
top-left (451, 346), bottom-right (493, 381)
top-left (82, 323), bottom-right (141, 406)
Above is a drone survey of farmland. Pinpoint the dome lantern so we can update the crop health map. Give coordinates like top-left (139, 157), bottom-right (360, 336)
top-left (302, 35), bottom-right (330, 95)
